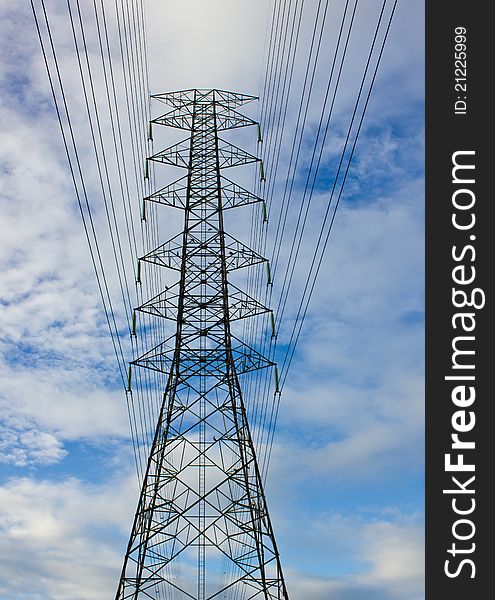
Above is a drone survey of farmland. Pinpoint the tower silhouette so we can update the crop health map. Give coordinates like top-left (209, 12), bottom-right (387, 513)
top-left (116, 89), bottom-right (288, 600)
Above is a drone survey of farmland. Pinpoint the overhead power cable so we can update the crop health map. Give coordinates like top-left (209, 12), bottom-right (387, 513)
top-left (250, 0), bottom-right (400, 481)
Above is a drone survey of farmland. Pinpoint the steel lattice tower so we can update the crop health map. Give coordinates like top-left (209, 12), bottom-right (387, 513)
top-left (116, 89), bottom-right (288, 600)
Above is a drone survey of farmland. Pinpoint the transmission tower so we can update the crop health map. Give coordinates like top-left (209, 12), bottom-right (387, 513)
top-left (116, 89), bottom-right (289, 600)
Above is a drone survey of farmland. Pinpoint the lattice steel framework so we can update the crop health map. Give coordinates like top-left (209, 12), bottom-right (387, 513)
top-left (116, 89), bottom-right (288, 600)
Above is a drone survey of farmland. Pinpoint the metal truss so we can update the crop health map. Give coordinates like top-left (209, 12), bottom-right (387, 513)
top-left (116, 89), bottom-right (289, 600)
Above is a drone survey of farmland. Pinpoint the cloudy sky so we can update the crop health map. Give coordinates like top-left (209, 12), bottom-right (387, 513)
top-left (0, 1), bottom-right (423, 599)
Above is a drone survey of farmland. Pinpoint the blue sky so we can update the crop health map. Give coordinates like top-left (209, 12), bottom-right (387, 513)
top-left (0, 1), bottom-right (423, 598)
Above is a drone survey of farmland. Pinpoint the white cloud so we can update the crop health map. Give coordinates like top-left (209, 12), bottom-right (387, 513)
top-left (280, 512), bottom-right (424, 600)
top-left (0, 363), bottom-right (129, 441)
top-left (0, 474), bottom-right (136, 600)
top-left (145, 0), bottom-right (269, 94)
top-left (0, 425), bottom-right (66, 467)
top-left (360, 519), bottom-right (424, 586)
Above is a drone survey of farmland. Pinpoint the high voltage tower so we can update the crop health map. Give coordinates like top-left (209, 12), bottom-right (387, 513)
top-left (117, 89), bottom-right (288, 600)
